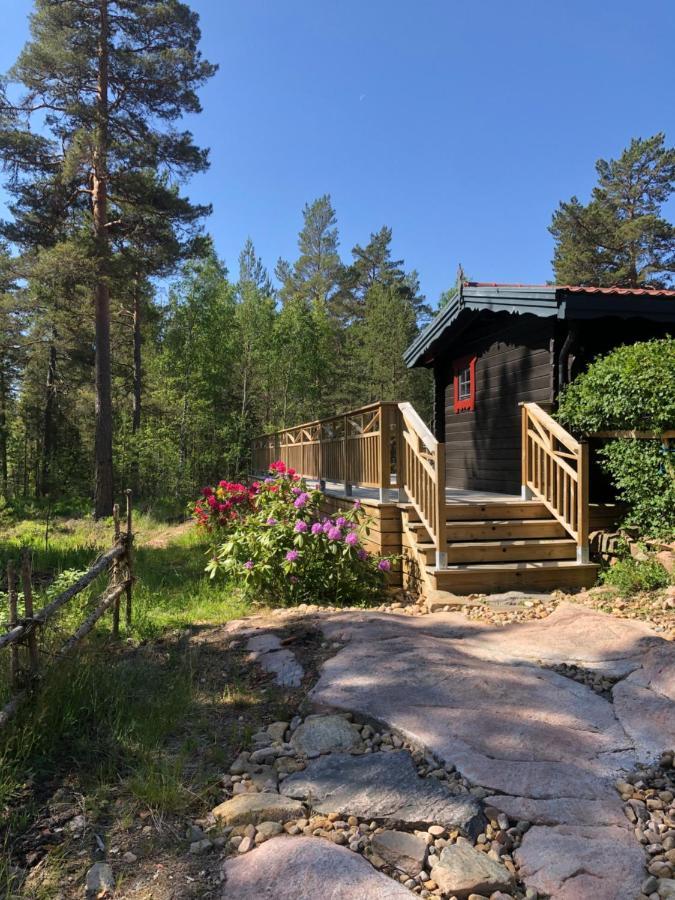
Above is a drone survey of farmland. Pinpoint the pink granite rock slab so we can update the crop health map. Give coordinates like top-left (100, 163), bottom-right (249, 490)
top-left (484, 794), bottom-right (628, 827)
top-left (221, 835), bottom-right (414, 899)
top-left (514, 824), bottom-right (645, 900)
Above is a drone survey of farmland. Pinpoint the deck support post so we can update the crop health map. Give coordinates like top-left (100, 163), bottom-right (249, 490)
top-left (319, 479), bottom-right (326, 493)
top-left (435, 549), bottom-right (448, 568)
top-left (521, 485), bottom-right (533, 500)
top-left (342, 413), bottom-right (351, 496)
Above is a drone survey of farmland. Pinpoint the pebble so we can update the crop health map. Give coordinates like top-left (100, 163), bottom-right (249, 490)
top-left (122, 851), bottom-right (137, 864)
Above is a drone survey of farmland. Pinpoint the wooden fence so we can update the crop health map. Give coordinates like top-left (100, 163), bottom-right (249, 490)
top-left (0, 492), bottom-right (134, 729)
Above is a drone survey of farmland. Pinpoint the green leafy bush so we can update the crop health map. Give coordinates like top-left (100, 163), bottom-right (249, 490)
top-left (557, 338), bottom-right (675, 537)
top-left (198, 462), bottom-right (394, 607)
top-left (600, 556), bottom-right (671, 594)
top-left (557, 338), bottom-right (675, 432)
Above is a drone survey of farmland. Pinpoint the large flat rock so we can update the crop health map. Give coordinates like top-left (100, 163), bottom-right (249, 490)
top-left (280, 750), bottom-right (485, 838)
top-left (310, 603), bottom-right (675, 899)
top-left (222, 835), bottom-right (414, 899)
top-left (514, 824), bottom-right (646, 900)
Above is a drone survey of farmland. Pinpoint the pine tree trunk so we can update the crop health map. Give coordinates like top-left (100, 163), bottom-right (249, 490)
top-left (41, 343), bottom-right (57, 497)
top-left (93, 0), bottom-right (114, 518)
top-left (132, 284), bottom-right (142, 435)
top-left (0, 367), bottom-right (7, 499)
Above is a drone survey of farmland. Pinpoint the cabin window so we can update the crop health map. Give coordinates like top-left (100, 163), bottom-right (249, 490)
top-left (453, 355), bottom-right (476, 412)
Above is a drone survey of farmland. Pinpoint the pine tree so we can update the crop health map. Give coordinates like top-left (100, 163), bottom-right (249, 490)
top-left (275, 195), bottom-right (343, 308)
top-left (0, 0), bottom-right (215, 515)
top-left (550, 134), bottom-right (675, 288)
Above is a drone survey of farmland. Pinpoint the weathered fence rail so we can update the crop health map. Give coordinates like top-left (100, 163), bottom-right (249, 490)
top-left (0, 491), bottom-right (134, 729)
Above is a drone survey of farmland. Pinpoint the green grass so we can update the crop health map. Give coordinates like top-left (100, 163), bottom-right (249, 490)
top-left (0, 513), bottom-right (256, 892)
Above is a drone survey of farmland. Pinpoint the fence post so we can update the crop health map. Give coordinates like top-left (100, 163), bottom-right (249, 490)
top-left (7, 560), bottom-right (19, 690)
top-left (577, 440), bottom-right (590, 563)
top-left (112, 503), bottom-right (121, 638)
top-left (21, 549), bottom-right (39, 681)
top-left (124, 490), bottom-right (134, 627)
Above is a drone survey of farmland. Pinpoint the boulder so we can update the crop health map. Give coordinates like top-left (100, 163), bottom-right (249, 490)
top-left (370, 829), bottom-right (427, 875)
top-left (85, 862), bottom-right (115, 897)
top-left (212, 792), bottom-right (304, 826)
top-left (430, 839), bottom-right (515, 899)
top-left (221, 835), bottom-right (413, 899)
top-left (290, 715), bottom-right (362, 755)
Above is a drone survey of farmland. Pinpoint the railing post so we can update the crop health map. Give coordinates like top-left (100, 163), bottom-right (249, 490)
top-left (378, 403), bottom-right (390, 502)
top-left (395, 405), bottom-right (407, 502)
top-left (577, 440), bottom-right (589, 563)
top-left (435, 441), bottom-right (448, 568)
top-left (343, 414), bottom-right (352, 496)
top-left (520, 404), bottom-right (533, 500)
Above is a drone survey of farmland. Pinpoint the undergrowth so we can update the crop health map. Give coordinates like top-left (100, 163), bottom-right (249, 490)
top-left (0, 514), bottom-right (253, 893)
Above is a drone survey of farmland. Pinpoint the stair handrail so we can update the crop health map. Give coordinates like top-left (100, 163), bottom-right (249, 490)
top-left (521, 402), bottom-right (589, 562)
top-left (398, 402), bottom-right (447, 568)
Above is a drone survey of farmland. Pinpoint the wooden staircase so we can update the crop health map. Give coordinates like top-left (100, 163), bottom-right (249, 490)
top-left (402, 498), bottom-right (598, 596)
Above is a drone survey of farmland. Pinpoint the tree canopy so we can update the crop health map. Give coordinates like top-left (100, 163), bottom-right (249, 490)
top-left (550, 134), bottom-right (675, 288)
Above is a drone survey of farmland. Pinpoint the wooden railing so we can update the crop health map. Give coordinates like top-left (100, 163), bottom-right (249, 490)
top-left (251, 402), bottom-right (401, 499)
top-left (398, 403), bottom-right (447, 567)
top-left (252, 401), bottom-right (449, 567)
top-left (521, 402), bottom-right (589, 561)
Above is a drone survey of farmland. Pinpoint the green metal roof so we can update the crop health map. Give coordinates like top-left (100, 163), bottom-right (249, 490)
top-left (404, 283), bottom-right (558, 368)
top-left (404, 282), bottom-right (675, 368)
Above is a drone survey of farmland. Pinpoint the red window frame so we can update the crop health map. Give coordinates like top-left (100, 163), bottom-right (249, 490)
top-left (453, 355), bottom-right (476, 413)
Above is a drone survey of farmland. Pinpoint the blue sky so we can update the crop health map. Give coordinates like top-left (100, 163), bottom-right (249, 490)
top-left (2, 0), bottom-right (675, 305)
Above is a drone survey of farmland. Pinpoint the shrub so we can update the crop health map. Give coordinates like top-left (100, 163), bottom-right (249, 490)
top-left (557, 338), bottom-right (675, 537)
top-left (600, 556), bottom-right (671, 594)
top-left (557, 338), bottom-right (675, 433)
top-left (196, 462), bottom-right (394, 607)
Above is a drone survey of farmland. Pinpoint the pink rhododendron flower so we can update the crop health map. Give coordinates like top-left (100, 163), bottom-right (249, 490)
top-left (244, 560), bottom-right (254, 570)
top-left (335, 516), bottom-right (346, 526)
top-left (378, 559), bottom-right (391, 572)
top-left (357, 549), bottom-right (369, 560)
top-left (327, 526), bottom-right (342, 541)
top-left (293, 492), bottom-right (308, 508)
top-left (286, 549), bottom-right (299, 562)
top-left (311, 522), bottom-right (323, 535)
top-left (202, 486), bottom-right (213, 497)
top-left (266, 517), bottom-right (277, 525)
top-left (345, 531), bottom-right (359, 546)
top-left (294, 520), bottom-right (308, 533)
top-left (353, 499), bottom-right (361, 509)
top-left (207, 494), bottom-right (217, 509)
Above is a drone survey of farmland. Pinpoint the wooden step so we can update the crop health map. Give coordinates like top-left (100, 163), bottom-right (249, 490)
top-left (445, 538), bottom-right (577, 564)
top-left (445, 518), bottom-right (567, 541)
top-left (429, 560), bottom-right (599, 595)
top-left (443, 501), bottom-right (550, 521)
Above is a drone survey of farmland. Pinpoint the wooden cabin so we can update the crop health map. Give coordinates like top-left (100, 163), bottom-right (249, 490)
top-left (252, 282), bottom-right (675, 598)
top-left (405, 282), bottom-right (675, 497)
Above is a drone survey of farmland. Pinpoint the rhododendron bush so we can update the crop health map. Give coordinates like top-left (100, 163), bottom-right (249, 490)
top-left (195, 461), bottom-right (394, 606)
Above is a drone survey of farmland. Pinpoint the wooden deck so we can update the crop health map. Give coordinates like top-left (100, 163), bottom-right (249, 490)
top-left (252, 400), bottom-right (599, 597)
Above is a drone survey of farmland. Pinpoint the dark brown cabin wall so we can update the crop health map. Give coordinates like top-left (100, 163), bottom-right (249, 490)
top-left (441, 313), bottom-right (554, 493)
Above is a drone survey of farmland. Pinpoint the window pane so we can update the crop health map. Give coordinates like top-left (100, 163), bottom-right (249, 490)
top-left (458, 366), bottom-right (471, 400)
